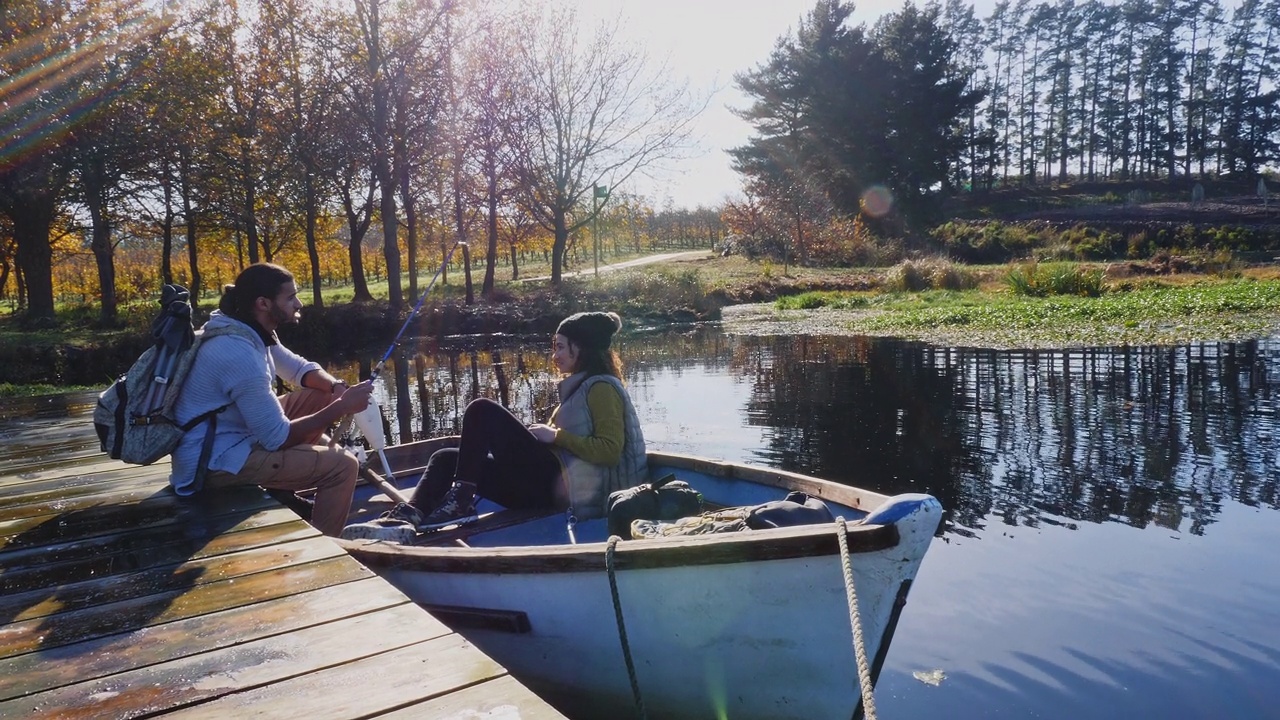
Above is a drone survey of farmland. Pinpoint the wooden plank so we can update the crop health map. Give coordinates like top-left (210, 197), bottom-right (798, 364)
top-left (0, 484), bottom-right (276, 547)
top-left (0, 476), bottom-right (180, 523)
top-left (0, 554), bottom-right (372, 660)
top-left (0, 577), bottom-right (418, 702)
top-left (0, 453), bottom-right (158, 486)
top-left (0, 505), bottom-right (300, 573)
top-left (0, 414), bottom-right (95, 439)
top-left (0, 467), bottom-right (167, 512)
top-left (0, 603), bottom-right (452, 718)
top-left (2, 512), bottom-right (314, 595)
top-left (0, 391), bottom-right (97, 423)
top-left (0, 435), bottom-right (102, 461)
top-left (0, 429), bottom-right (99, 455)
top-left (0, 456), bottom-right (159, 493)
top-left (377, 675), bottom-right (566, 720)
top-left (0, 401), bottom-right (570, 720)
top-left (0, 534), bottom-right (345, 627)
top-left (0, 432), bottom-right (99, 457)
top-left (165, 632), bottom-right (506, 719)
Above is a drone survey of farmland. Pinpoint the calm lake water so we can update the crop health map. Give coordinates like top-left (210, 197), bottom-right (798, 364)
top-left (334, 325), bottom-right (1280, 720)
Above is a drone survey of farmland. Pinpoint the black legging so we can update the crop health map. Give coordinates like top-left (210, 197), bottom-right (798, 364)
top-left (410, 398), bottom-right (563, 511)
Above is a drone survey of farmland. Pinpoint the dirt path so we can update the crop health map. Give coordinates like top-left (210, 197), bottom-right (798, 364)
top-left (521, 250), bottom-right (710, 282)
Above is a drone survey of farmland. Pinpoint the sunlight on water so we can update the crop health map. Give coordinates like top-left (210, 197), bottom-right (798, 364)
top-left (325, 327), bottom-right (1280, 720)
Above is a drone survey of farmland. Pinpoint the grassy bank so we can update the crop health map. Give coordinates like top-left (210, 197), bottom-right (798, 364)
top-left (728, 269), bottom-right (1280, 349)
top-left (4, 253), bottom-right (1280, 392)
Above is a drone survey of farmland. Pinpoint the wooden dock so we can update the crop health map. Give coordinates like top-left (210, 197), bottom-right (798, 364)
top-left (0, 392), bottom-right (565, 719)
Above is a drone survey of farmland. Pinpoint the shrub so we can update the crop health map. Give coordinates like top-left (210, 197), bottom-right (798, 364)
top-left (885, 258), bottom-right (979, 292)
top-left (1005, 261), bottom-right (1105, 297)
top-left (1061, 224), bottom-right (1123, 260)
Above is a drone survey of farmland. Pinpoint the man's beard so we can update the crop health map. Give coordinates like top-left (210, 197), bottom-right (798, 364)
top-left (269, 301), bottom-right (299, 327)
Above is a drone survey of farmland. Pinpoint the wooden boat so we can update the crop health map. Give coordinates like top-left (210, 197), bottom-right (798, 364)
top-left (334, 438), bottom-right (943, 720)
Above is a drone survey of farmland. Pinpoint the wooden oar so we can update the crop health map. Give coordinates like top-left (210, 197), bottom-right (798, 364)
top-left (360, 465), bottom-right (412, 506)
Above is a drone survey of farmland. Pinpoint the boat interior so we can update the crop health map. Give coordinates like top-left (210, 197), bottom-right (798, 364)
top-left (335, 442), bottom-right (879, 550)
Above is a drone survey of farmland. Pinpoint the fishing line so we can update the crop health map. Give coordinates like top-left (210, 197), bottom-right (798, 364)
top-left (370, 238), bottom-right (469, 381)
top-left (344, 238), bottom-right (467, 482)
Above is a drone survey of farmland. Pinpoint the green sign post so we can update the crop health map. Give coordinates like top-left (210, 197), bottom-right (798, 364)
top-left (593, 184), bottom-right (609, 276)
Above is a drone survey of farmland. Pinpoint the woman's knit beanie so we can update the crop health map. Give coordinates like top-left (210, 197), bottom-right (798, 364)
top-left (556, 311), bottom-right (622, 351)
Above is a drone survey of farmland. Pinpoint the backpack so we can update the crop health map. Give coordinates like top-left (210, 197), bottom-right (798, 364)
top-left (629, 492), bottom-right (835, 540)
top-left (93, 285), bottom-right (235, 483)
top-left (605, 473), bottom-right (704, 538)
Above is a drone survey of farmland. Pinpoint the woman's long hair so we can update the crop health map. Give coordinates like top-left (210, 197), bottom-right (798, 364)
top-left (574, 346), bottom-right (624, 383)
top-left (219, 263), bottom-right (293, 321)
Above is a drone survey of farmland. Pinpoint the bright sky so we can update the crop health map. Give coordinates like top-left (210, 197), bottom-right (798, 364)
top-left (573, 0), bottom-right (992, 209)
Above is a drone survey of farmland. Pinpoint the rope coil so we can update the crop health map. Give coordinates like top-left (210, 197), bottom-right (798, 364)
top-left (606, 535), bottom-right (647, 720)
top-left (836, 516), bottom-right (878, 720)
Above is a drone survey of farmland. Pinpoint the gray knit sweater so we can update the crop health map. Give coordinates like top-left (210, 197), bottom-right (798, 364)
top-left (169, 311), bottom-right (321, 495)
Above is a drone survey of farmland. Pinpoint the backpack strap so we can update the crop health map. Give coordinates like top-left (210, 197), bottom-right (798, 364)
top-left (180, 403), bottom-right (229, 493)
top-left (172, 320), bottom-right (268, 492)
top-left (191, 411), bottom-right (221, 493)
top-left (110, 380), bottom-right (127, 459)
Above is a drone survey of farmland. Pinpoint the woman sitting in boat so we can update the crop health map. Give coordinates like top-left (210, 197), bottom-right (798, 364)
top-left (403, 311), bottom-right (648, 531)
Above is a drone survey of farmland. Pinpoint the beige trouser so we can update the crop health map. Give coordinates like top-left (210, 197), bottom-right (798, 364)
top-left (204, 387), bottom-right (358, 537)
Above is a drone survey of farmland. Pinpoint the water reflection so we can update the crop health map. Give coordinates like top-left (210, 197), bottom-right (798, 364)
top-left (328, 328), bottom-right (1280, 541)
top-left (335, 328), bottom-right (1280, 717)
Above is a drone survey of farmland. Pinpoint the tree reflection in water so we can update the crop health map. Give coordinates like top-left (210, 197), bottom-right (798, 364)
top-left (323, 328), bottom-right (1280, 538)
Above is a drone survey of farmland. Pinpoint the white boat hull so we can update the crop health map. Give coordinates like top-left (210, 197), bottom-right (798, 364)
top-left (339, 447), bottom-right (942, 720)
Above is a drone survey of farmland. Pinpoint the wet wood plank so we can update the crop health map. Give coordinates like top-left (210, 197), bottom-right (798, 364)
top-left (0, 504), bottom-right (298, 573)
top-left (165, 632), bottom-right (505, 719)
top-left (0, 603), bottom-right (451, 718)
top-left (0, 554), bottom-right (372, 661)
top-left (0, 457), bottom-right (162, 491)
top-left (0, 390), bottom-right (97, 422)
top-left (0, 484), bottom-right (276, 546)
top-left (0, 534), bottom-right (346, 626)
top-left (0, 475), bottom-right (193, 523)
top-left (378, 675), bottom-right (568, 719)
top-left (0, 577), bottom-right (414, 702)
top-left (2, 510), bottom-right (312, 595)
top-left (0, 399), bottom-right (567, 719)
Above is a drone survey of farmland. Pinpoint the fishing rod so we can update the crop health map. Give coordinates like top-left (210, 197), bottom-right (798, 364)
top-left (345, 238), bottom-right (468, 488)
top-left (371, 238), bottom-right (469, 381)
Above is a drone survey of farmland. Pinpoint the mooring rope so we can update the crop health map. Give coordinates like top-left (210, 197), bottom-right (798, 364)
top-left (836, 517), bottom-right (879, 720)
top-left (606, 535), bottom-right (647, 720)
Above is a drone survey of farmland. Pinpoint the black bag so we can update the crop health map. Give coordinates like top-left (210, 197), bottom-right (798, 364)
top-left (746, 491), bottom-right (835, 529)
top-left (605, 474), bottom-right (703, 538)
top-left (630, 491), bottom-right (835, 539)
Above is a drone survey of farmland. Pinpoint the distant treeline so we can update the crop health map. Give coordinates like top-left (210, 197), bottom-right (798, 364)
top-left (945, 0), bottom-right (1270, 188)
top-left (727, 0), bottom-right (1272, 259)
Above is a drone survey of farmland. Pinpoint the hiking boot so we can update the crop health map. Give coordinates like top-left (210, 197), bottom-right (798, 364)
top-left (418, 482), bottom-right (479, 531)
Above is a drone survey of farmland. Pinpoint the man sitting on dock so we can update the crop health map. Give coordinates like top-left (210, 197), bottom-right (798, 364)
top-left (169, 263), bottom-right (374, 536)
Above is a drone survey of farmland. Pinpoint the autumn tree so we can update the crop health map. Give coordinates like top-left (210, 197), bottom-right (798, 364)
top-left (0, 0), bottom-right (172, 326)
top-left (262, 0), bottom-right (344, 307)
top-left (68, 3), bottom-right (176, 325)
top-left (453, 13), bottom-right (523, 298)
top-left (333, 0), bottom-right (452, 309)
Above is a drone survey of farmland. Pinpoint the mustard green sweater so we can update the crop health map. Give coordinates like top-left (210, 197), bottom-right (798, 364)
top-left (549, 382), bottom-right (624, 465)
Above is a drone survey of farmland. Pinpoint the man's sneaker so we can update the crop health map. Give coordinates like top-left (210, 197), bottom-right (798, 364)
top-left (380, 502), bottom-right (424, 527)
top-left (419, 482), bottom-right (479, 531)
top-left (340, 518), bottom-right (416, 543)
